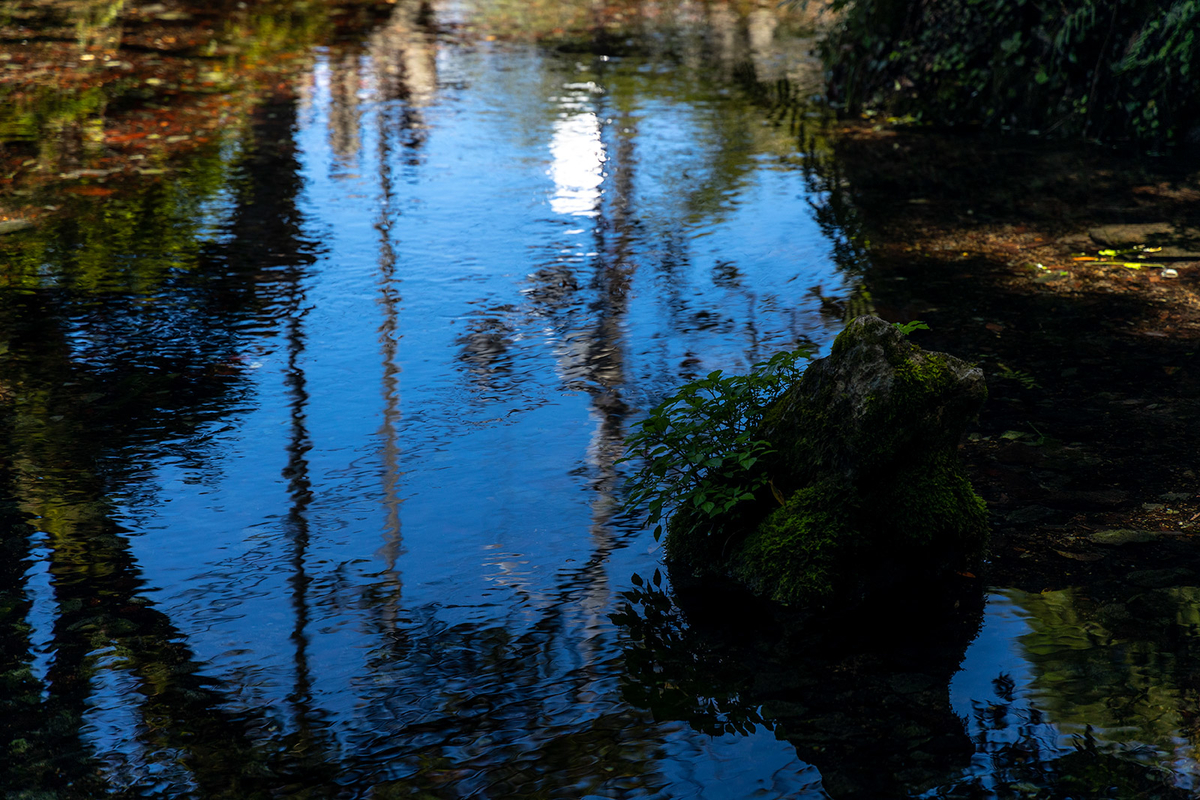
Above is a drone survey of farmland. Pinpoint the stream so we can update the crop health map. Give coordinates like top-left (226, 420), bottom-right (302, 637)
top-left (1, 2), bottom-right (1199, 798)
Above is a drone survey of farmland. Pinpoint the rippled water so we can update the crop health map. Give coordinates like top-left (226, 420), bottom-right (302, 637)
top-left (3, 3), bottom-right (1200, 799)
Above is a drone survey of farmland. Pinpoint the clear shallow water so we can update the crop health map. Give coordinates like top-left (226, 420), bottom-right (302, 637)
top-left (1, 3), bottom-right (1199, 798)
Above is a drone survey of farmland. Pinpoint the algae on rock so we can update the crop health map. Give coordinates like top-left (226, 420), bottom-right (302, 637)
top-left (664, 315), bottom-right (989, 609)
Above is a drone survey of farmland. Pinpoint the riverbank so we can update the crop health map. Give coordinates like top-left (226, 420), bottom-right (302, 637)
top-left (828, 122), bottom-right (1200, 598)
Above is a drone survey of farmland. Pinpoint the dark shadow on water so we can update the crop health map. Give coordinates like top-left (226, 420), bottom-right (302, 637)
top-left (613, 570), bottom-right (985, 799)
top-left (613, 571), bottom-right (1197, 799)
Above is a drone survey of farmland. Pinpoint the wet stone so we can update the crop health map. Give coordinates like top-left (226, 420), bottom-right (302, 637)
top-left (1091, 528), bottom-right (1161, 545)
top-left (1089, 222), bottom-right (1178, 246)
top-left (0, 219), bottom-right (33, 235)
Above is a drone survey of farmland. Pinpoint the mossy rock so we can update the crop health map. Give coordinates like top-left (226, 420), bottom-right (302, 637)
top-left (666, 316), bottom-right (989, 609)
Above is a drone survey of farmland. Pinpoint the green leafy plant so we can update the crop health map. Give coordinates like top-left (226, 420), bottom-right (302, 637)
top-left (893, 319), bottom-right (930, 336)
top-left (820, 0), bottom-right (1200, 147)
top-left (620, 348), bottom-right (812, 540)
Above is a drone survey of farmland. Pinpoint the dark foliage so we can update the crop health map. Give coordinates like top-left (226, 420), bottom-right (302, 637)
top-left (821, 0), bottom-right (1200, 147)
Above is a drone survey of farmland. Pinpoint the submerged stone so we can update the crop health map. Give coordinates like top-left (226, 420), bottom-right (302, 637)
top-left (666, 315), bottom-right (989, 609)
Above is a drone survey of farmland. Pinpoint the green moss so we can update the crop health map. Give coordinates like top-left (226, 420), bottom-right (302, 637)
top-left (876, 451), bottom-right (989, 553)
top-left (731, 483), bottom-right (853, 605)
top-left (722, 451), bottom-right (987, 607)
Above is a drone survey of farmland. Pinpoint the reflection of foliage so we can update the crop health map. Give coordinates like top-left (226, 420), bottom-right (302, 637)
top-left (1003, 586), bottom-right (1200, 773)
top-left (936, 733), bottom-right (1196, 799)
top-left (611, 571), bottom-right (766, 736)
top-left (615, 577), bottom-right (1198, 798)
top-left (613, 573), bottom-right (988, 797)
top-left (942, 659), bottom-right (1195, 800)
top-left (357, 608), bottom-right (675, 797)
top-left (0, 92), bottom-right (323, 795)
top-left (0, 83), bottom-right (107, 145)
top-left (0, 0), bottom-right (395, 215)
top-left (0, 152), bottom-right (230, 294)
top-left (472, 0), bottom-right (803, 43)
top-left (471, 0), bottom-right (606, 40)
top-left (821, 0), bottom-right (1200, 146)
top-left (793, 121), bottom-right (873, 277)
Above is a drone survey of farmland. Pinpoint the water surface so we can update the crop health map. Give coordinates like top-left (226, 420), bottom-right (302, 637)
top-left (2, 3), bottom-right (1199, 798)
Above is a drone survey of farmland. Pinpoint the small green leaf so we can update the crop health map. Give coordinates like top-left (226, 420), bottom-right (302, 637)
top-left (894, 320), bottom-right (930, 336)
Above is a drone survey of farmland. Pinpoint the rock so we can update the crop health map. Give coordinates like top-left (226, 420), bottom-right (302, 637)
top-left (1088, 223), bottom-right (1175, 246)
top-left (0, 219), bottom-right (34, 236)
top-left (1090, 529), bottom-right (1161, 546)
top-left (1151, 248), bottom-right (1200, 259)
top-left (1088, 222), bottom-right (1200, 253)
top-left (665, 316), bottom-right (989, 609)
